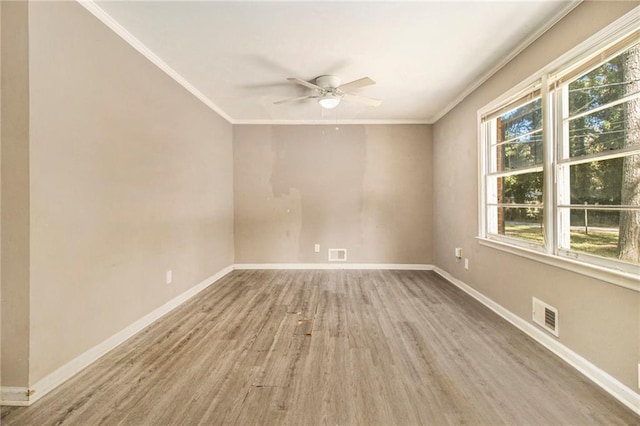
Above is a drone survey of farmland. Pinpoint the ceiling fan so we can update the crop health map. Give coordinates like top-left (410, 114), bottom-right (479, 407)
top-left (274, 75), bottom-right (382, 109)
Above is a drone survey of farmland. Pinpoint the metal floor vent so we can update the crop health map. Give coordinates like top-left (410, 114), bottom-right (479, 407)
top-left (328, 248), bottom-right (347, 262)
top-left (532, 297), bottom-right (559, 337)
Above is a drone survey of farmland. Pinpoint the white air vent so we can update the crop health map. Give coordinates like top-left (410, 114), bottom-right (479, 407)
top-left (532, 297), bottom-right (559, 337)
top-left (328, 248), bottom-right (347, 262)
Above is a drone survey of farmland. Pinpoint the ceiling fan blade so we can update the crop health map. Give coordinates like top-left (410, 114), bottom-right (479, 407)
top-left (273, 95), bottom-right (314, 105)
top-left (287, 77), bottom-right (323, 91)
top-left (343, 93), bottom-right (382, 107)
top-left (338, 77), bottom-right (376, 93)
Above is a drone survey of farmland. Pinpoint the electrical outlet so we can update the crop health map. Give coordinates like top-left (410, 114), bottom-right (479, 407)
top-left (464, 258), bottom-right (469, 270)
top-left (314, 243), bottom-right (320, 253)
top-left (166, 270), bottom-right (172, 284)
top-left (455, 247), bottom-right (463, 259)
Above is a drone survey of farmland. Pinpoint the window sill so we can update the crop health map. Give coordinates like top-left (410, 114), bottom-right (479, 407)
top-left (477, 237), bottom-right (640, 292)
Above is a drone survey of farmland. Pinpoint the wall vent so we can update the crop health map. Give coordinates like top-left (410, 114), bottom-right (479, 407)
top-left (532, 297), bottom-right (559, 337)
top-left (328, 248), bottom-right (347, 262)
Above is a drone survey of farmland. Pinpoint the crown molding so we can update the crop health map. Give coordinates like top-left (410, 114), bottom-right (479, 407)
top-left (428, 0), bottom-right (582, 124)
top-left (78, 0), bottom-right (582, 127)
top-left (76, 0), bottom-right (234, 123)
top-left (232, 119), bottom-right (431, 126)
top-left (76, 0), bottom-right (430, 126)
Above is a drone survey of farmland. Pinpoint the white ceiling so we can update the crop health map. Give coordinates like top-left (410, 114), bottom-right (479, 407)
top-left (89, 1), bottom-right (579, 124)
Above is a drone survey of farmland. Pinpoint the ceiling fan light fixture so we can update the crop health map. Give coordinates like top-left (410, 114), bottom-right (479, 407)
top-left (318, 95), bottom-right (341, 109)
top-left (277, 75), bottom-right (380, 108)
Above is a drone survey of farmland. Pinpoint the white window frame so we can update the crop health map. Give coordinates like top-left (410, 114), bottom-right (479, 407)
top-left (553, 68), bottom-right (640, 274)
top-left (478, 8), bottom-right (640, 291)
top-left (481, 84), bottom-right (545, 253)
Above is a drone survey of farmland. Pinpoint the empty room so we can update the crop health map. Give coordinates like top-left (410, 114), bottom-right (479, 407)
top-left (1, 0), bottom-right (639, 424)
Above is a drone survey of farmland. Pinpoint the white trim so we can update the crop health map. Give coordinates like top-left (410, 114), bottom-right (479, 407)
top-left (76, 0), bottom-right (234, 123)
top-left (477, 109), bottom-right (487, 238)
top-left (232, 119), bottom-right (431, 125)
top-left (1, 265), bottom-right (234, 406)
top-left (76, 0), bottom-right (583, 127)
top-left (1, 263), bottom-right (432, 406)
top-left (433, 266), bottom-right (640, 416)
top-left (478, 237), bottom-right (639, 292)
top-left (233, 263), bottom-right (434, 271)
top-left (429, 0), bottom-right (582, 123)
top-left (547, 8), bottom-right (640, 83)
top-left (4, 262), bottom-right (638, 415)
top-left (0, 263), bottom-right (434, 406)
top-left (0, 387), bottom-right (30, 406)
top-left (477, 7), bottom-right (640, 292)
top-left (75, 1), bottom-right (430, 126)
top-left (541, 74), bottom-right (555, 256)
top-left (478, 5), bottom-right (640, 120)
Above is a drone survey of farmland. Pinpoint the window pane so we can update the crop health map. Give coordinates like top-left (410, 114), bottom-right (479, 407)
top-left (497, 98), bottom-right (542, 143)
top-left (497, 172), bottom-right (543, 205)
top-left (559, 207), bottom-right (640, 265)
top-left (496, 207), bottom-right (544, 244)
top-left (569, 157), bottom-right (639, 205)
top-left (568, 42), bottom-right (640, 117)
top-left (495, 132), bottom-right (543, 171)
top-left (564, 208), bottom-right (621, 260)
top-left (494, 98), bottom-right (543, 171)
top-left (570, 158), bottom-right (622, 205)
top-left (568, 99), bottom-right (639, 158)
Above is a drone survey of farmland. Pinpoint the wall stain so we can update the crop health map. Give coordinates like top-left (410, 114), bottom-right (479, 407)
top-left (270, 125), bottom-right (366, 261)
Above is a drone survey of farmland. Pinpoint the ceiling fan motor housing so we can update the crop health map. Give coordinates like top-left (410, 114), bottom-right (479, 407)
top-left (274, 75), bottom-right (380, 108)
top-left (315, 75), bottom-right (341, 90)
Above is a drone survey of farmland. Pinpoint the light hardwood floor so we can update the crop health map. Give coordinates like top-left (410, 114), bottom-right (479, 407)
top-left (2, 270), bottom-right (637, 425)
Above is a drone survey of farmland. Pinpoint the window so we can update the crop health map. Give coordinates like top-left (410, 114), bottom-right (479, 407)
top-left (483, 85), bottom-right (544, 247)
top-left (480, 24), bottom-right (640, 280)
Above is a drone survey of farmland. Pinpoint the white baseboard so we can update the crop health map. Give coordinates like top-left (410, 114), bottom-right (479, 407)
top-left (0, 387), bottom-right (30, 406)
top-left (1, 265), bottom-right (234, 407)
top-left (432, 267), bottom-right (640, 417)
top-left (234, 263), bottom-right (434, 270)
top-left (7, 263), bottom-right (636, 415)
top-left (1, 263), bottom-right (429, 406)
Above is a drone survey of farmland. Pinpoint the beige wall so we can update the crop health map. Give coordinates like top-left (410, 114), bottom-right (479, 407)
top-left (1, 1), bottom-right (31, 388)
top-left (0, 0), bottom-right (3, 391)
top-left (234, 125), bottom-right (432, 264)
top-left (23, 1), bottom-right (234, 384)
top-left (433, 1), bottom-right (640, 390)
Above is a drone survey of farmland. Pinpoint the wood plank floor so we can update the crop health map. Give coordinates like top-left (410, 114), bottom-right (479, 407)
top-left (2, 270), bottom-right (637, 425)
